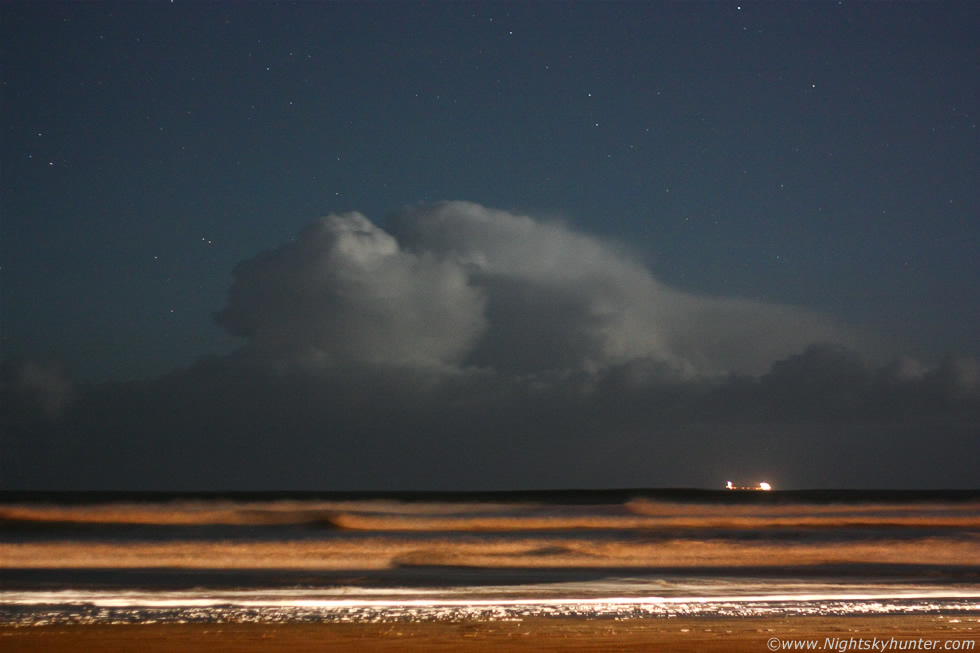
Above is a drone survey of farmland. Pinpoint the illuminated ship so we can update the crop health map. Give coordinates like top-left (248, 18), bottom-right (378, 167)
top-left (726, 481), bottom-right (772, 491)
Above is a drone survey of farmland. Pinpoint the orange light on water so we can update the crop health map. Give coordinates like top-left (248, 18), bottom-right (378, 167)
top-left (725, 481), bottom-right (772, 491)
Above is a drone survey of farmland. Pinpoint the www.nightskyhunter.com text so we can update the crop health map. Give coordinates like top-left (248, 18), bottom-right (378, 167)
top-left (769, 636), bottom-right (976, 651)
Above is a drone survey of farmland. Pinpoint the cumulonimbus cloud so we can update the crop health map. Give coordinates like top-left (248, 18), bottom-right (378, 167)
top-left (214, 212), bottom-right (488, 369)
top-left (216, 201), bottom-right (848, 376)
top-left (3, 203), bottom-right (977, 490)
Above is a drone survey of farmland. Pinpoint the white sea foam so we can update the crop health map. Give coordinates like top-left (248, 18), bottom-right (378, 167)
top-left (4, 580), bottom-right (979, 610)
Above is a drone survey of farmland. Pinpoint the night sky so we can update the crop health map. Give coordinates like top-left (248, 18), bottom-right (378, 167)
top-left (2, 2), bottom-right (977, 490)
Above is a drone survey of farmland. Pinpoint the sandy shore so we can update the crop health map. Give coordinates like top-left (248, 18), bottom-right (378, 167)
top-left (2, 616), bottom-right (976, 652)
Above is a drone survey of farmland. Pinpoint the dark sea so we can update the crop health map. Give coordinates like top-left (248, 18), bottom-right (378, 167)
top-left (2, 490), bottom-right (978, 625)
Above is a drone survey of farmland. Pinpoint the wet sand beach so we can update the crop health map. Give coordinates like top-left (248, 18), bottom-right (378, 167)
top-left (3, 616), bottom-right (978, 652)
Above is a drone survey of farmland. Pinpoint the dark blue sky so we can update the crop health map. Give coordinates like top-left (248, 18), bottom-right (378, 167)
top-left (4, 1), bottom-right (977, 382)
top-left (2, 2), bottom-right (978, 490)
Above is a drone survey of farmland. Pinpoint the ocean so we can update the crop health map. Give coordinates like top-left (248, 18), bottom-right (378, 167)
top-left (2, 490), bottom-right (978, 625)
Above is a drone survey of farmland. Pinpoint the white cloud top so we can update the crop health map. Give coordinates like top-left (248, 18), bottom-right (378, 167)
top-left (215, 211), bottom-right (487, 368)
top-left (217, 202), bottom-right (847, 376)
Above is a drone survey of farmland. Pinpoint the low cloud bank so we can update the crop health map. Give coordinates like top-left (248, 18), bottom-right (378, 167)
top-left (2, 203), bottom-right (976, 489)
